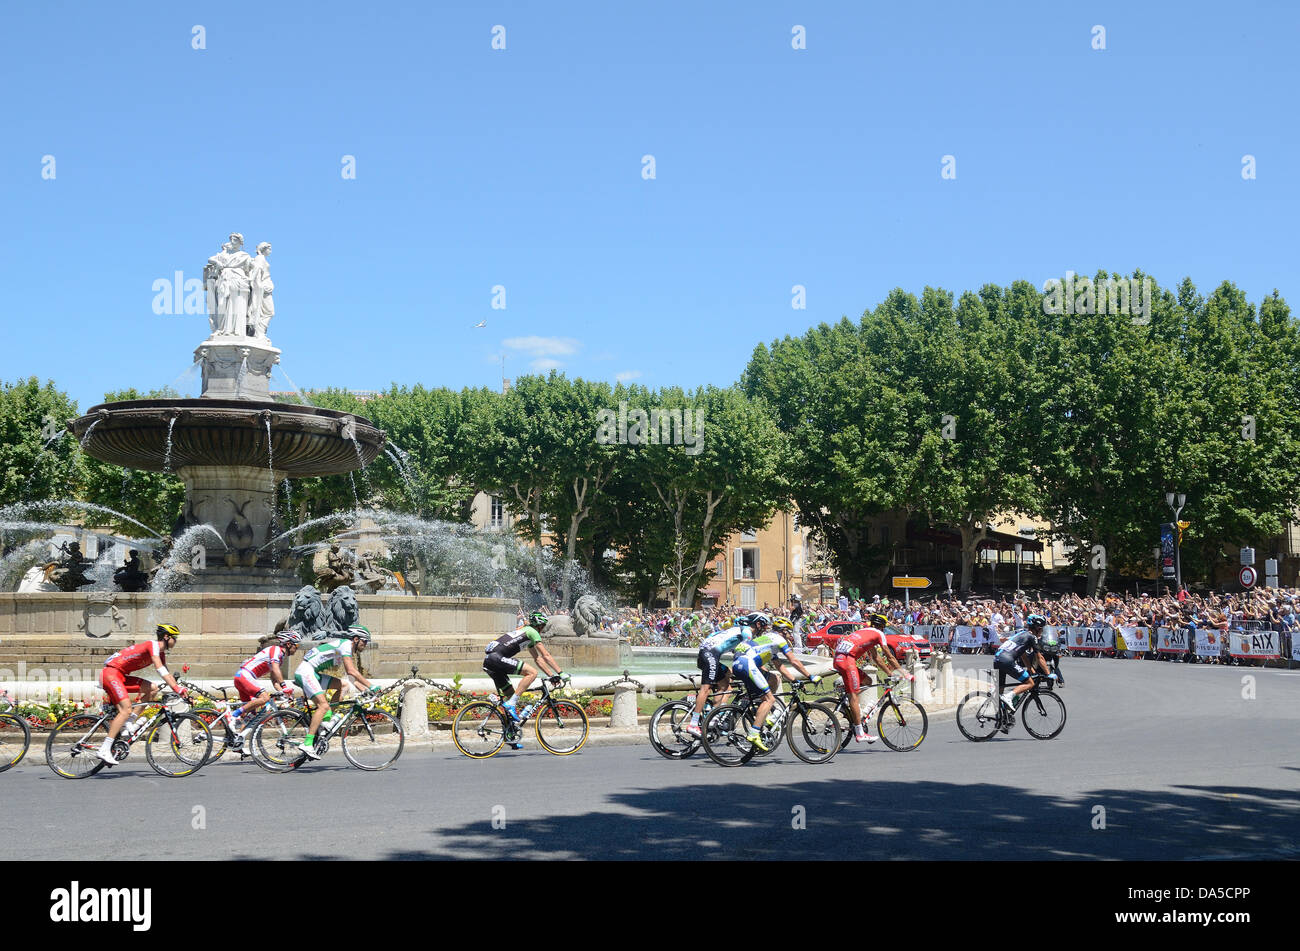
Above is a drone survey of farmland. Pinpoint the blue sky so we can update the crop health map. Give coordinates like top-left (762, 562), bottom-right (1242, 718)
top-left (2, 1), bottom-right (1297, 412)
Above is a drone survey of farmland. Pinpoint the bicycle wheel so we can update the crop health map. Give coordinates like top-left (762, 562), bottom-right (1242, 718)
top-left (145, 712), bottom-right (212, 778)
top-left (251, 710), bottom-right (309, 773)
top-left (751, 696), bottom-right (786, 758)
top-left (342, 708), bottom-right (405, 770)
top-left (785, 702), bottom-right (842, 764)
top-left (701, 704), bottom-right (758, 767)
top-left (45, 713), bottom-right (111, 779)
top-left (535, 700), bottom-right (589, 755)
top-left (877, 697), bottom-right (928, 751)
top-left (648, 700), bottom-right (699, 759)
top-left (0, 713), bottom-right (31, 771)
top-left (451, 701), bottom-right (508, 759)
top-left (1020, 690), bottom-right (1067, 740)
top-left (955, 691), bottom-right (1001, 742)
top-left (191, 708), bottom-right (234, 764)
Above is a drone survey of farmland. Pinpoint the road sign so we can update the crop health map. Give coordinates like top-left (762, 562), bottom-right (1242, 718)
top-left (892, 577), bottom-right (931, 589)
top-left (1239, 566), bottom-right (1257, 588)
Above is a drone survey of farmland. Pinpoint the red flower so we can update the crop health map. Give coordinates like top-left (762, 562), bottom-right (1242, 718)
top-left (182, 665), bottom-right (190, 673)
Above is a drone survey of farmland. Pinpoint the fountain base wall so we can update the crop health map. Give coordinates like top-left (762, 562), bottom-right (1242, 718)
top-left (0, 593), bottom-right (621, 681)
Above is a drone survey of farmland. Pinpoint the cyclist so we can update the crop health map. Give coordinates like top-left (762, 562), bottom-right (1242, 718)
top-left (684, 613), bottom-right (763, 737)
top-left (483, 611), bottom-right (569, 747)
top-left (228, 625), bottom-right (300, 742)
top-left (730, 617), bottom-right (821, 751)
top-left (95, 623), bottom-right (189, 766)
top-left (995, 614), bottom-right (1055, 727)
top-left (831, 612), bottom-right (913, 744)
top-left (294, 624), bottom-right (377, 760)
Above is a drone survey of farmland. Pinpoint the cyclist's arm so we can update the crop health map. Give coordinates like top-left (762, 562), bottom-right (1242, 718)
top-left (151, 641), bottom-right (184, 694)
top-left (529, 643), bottom-right (563, 678)
top-left (269, 660), bottom-right (289, 690)
top-left (341, 656), bottom-right (372, 691)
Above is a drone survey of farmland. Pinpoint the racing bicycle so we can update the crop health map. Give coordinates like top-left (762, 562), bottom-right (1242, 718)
top-left (451, 675), bottom-right (588, 758)
top-left (44, 692), bottom-right (213, 778)
top-left (955, 672), bottom-right (1066, 741)
top-left (701, 679), bottom-right (841, 766)
top-left (0, 694), bottom-right (31, 773)
top-left (250, 691), bottom-right (405, 772)
top-left (180, 680), bottom-right (302, 765)
top-left (820, 675), bottom-right (929, 751)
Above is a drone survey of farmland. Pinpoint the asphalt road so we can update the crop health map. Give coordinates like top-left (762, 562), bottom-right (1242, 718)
top-left (4, 658), bottom-right (1298, 860)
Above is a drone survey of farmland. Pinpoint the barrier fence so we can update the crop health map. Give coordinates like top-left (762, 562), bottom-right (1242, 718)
top-left (909, 623), bottom-right (1296, 664)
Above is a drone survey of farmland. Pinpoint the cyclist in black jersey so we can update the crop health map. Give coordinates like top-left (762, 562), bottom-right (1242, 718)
top-left (483, 611), bottom-right (569, 746)
top-left (994, 614), bottom-right (1056, 716)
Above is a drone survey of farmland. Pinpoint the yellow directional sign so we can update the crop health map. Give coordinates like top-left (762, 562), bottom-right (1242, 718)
top-left (892, 577), bottom-right (931, 589)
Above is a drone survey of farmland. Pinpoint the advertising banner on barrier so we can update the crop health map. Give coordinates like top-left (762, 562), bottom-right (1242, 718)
top-left (1156, 627), bottom-right (1190, 653)
top-left (1230, 629), bottom-right (1281, 659)
top-left (1291, 632), bottom-right (1300, 662)
top-left (917, 625), bottom-right (953, 647)
top-left (1116, 627), bottom-right (1150, 652)
top-left (1067, 626), bottom-right (1114, 652)
top-left (951, 626), bottom-right (980, 649)
top-left (1195, 630), bottom-right (1223, 658)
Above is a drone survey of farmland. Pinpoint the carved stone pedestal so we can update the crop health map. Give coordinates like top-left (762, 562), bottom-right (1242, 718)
top-left (195, 336), bottom-right (281, 401)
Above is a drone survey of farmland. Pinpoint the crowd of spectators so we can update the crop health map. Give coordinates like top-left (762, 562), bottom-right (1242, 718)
top-left (563, 587), bottom-right (1300, 664)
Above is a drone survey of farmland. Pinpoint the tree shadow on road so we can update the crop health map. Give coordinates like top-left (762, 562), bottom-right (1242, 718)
top-left (370, 772), bottom-right (1300, 861)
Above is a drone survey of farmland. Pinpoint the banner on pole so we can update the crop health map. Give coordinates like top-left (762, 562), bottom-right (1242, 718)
top-left (1195, 630), bottom-right (1222, 658)
top-left (1230, 629), bottom-right (1281, 659)
top-left (1067, 626), bottom-right (1114, 652)
top-left (1117, 626), bottom-right (1150, 652)
top-left (1155, 626), bottom-right (1191, 653)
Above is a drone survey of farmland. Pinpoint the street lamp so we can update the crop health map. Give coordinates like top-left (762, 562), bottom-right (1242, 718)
top-left (1014, 542), bottom-right (1022, 594)
top-left (1165, 492), bottom-right (1186, 592)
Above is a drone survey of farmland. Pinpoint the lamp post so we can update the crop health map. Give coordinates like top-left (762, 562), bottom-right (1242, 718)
top-left (1014, 542), bottom-right (1022, 594)
top-left (1165, 492), bottom-right (1186, 592)
top-left (946, 570), bottom-right (954, 600)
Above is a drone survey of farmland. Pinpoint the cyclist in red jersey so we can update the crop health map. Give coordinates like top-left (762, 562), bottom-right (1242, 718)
top-left (831, 613), bottom-right (912, 744)
top-left (96, 623), bottom-right (189, 765)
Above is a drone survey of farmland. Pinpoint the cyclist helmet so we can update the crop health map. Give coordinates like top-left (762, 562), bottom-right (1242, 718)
top-left (276, 629), bottom-right (303, 647)
top-left (749, 612), bottom-right (772, 632)
top-left (869, 612), bottom-right (890, 629)
top-left (348, 624), bottom-right (372, 644)
top-left (771, 617), bottom-right (794, 633)
top-left (1039, 630), bottom-right (1061, 657)
top-left (156, 623), bottom-right (181, 639)
top-left (1025, 614), bottom-right (1047, 630)
top-left (720, 616), bottom-right (736, 630)
top-left (528, 610), bottom-right (549, 631)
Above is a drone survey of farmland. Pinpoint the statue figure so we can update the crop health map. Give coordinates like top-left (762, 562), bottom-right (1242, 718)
top-left (206, 232), bottom-right (253, 337)
top-left (574, 594), bottom-right (616, 638)
top-left (113, 549), bottom-right (149, 592)
top-left (247, 242), bottom-right (274, 339)
top-left (325, 585), bottom-right (361, 633)
top-left (315, 542), bottom-right (354, 593)
top-left (47, 541), bottom-right (95, 592)
top-left (288, 585), bottom-right (328, 636)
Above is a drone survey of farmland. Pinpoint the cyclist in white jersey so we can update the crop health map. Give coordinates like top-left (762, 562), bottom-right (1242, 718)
top-left (228, 626), bottom-right (300, 739)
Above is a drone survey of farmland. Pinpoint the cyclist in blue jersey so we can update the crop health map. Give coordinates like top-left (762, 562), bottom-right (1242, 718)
top-left (994, 614), bottom-right (1056, 723)
top-left (731, 625), bottom-right (820, 751)
top-left (684, 612), bottom-right (764, 736)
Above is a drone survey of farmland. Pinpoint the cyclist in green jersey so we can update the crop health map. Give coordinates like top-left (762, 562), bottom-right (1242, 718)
top-left (294, 624), bottom-right (377, 759)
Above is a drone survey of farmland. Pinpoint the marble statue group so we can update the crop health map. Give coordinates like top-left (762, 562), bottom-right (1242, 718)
top-left (204, 232), bottom-right (274, 340)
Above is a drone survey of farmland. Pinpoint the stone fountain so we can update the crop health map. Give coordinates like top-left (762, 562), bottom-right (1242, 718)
top-left (67, 232), bottom-right (385, 591)
top-left (0, 232), bottom-right (612, 688)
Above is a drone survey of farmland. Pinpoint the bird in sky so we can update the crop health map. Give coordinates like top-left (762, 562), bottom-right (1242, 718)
top-left (471, 320), bottom-right (487, 328)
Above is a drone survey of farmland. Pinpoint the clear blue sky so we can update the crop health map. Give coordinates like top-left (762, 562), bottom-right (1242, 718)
top-left (2, 1), bottom-right (1297, 412)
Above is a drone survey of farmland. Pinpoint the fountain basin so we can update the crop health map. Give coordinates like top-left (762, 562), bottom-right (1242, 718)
top-left (67, 399), bottom-right (385, 476)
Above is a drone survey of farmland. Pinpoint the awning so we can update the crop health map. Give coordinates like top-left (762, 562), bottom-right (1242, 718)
top-left (906, 524), bottom-right (1043, 552)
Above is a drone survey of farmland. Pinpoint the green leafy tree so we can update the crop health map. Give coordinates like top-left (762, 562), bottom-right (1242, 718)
top-left (0, 377), bottom-right (83, 511)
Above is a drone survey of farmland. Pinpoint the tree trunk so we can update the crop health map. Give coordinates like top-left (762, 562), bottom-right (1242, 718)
top-left (682, 488), bottom-right (725, 610)
top-left (958, 518), bottom-right (990, 593)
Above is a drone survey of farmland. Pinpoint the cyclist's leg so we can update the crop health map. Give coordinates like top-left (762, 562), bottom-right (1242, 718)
top-left (513, 661), bottom-right (538, 698)
top-left (833, 653), bottom-right (862, 725)
top-left (692, 648), bottom-right (723, 725)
